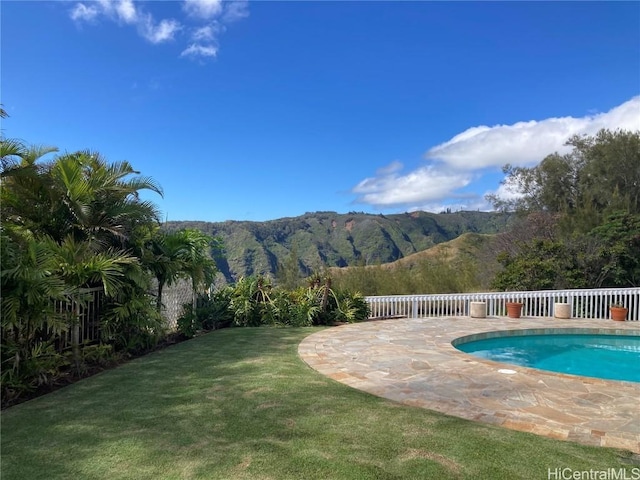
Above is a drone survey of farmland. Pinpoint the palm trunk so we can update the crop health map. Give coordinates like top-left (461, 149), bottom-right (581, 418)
top-left (156, 281), bottom-right (164, 313)
top-left (192, 281), bottom-right (197, 316)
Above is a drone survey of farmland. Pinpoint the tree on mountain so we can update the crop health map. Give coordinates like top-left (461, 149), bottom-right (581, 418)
top-left (276, 244), bottom-right (304, 290)
top-left (488, 129), bottom-right (640, 290)
top-left (590, 211), bottom-right (640, 287)
top-left (488, 129), bottom-right (639, 224)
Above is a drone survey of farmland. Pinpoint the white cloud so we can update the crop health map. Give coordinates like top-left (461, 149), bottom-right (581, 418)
top-left (489, 181), bottom-right (524, 203)
top-left (223, 1), bottom-right (250, 23)
top-left (85, 0), bottom-right (138, 24)
top-left (115, 0), bottom-right (137, 24)
top-left (140, 16), bottom-right (181, 44)
top-left (181, 43), bottom-right (218, 59)
top-left (70, 3), bottom-right (100, 21)
top-left (374, 160), bottom-right (403, 176)
top-left (182, 1), bottom-right (249, 59)
top-left (352, 163), bottom-right (473, 207)
top-left (69, 0), bottom-right (249, 60)
top-left (192, 25), bottom-right (216, 42)
top-left (352, 96), bottom-right (640, 213)
top-left (183, 0), bottom-right (223, 20)
top-left (426, 96), bottom-right (640, 169)
top-left (71, 1), bottom-right (180, 43)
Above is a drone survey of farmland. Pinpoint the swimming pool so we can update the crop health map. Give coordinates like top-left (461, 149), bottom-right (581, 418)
top-left (455, 333), bottom-right (640, 383)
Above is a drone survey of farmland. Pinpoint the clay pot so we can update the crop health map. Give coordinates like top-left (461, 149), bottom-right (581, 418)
top-left (506, 302), bottom-right (523, 319)
top-left (610, 306), bottom-right (628, 321)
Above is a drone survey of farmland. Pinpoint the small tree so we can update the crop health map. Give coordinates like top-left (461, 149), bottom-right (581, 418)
top-left (590, 211), bottom-right (640, 287)
top-left (275, 244), bottom-right (303, 290)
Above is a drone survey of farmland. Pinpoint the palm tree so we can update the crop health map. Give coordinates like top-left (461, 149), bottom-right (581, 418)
top-left (1, 229), bottom-right (68, 400)
top-left (142, 229), bottom-right (189, 313)
top-left (47, 151), bottom-right (163, 246)
top-left (1, 143), bottom-right (167, 391)
top-left (142, 228), bottom-right (218, 314)
top-left (2, 147), bottom-right (163, 249)
top-left (174, 229), bottom-right (218, 310)
top-left (1, 140), bottom-right (60, 240)
top-left (1, 140), bottom-right (58, 173)
top-left (46, 235), bottom-right (138, 367)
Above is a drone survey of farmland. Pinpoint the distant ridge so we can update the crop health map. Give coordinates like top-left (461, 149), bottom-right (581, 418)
top-left (329, 232), bottom-right (496, 272)
top-left (164, 210), bottom-right (513, 283)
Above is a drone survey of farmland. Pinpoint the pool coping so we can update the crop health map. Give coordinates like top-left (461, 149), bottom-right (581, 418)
top-left (298, 316), bottom-right (640, 453)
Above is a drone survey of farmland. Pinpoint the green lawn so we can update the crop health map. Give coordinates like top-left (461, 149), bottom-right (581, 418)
top-left (1, 327), bottom-right (636, 479)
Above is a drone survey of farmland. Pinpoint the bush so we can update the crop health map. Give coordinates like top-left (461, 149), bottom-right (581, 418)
top-left (1, 340), bottom-right (69, 408)
top-left (213, 275), bottom-right (371, 328)
top-left (101, 286), bottom-right (167, 354)
top-left (177, 289), bottom-right (235, 338)
top-left (230, 276), bottom-right (272, 327)
top-left (335, 291), bottom-right (370, 323)
top-left (276, 288), bottom-right (320, 327)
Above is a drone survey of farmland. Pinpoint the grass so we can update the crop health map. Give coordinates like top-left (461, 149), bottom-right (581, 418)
top-left (1, 327), bottom-right (636, 479)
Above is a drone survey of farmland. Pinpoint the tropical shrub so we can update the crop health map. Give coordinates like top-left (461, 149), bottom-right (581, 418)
top-left (101, 282), bottom-right (167, 354)
top-left (0, 135), bottom-right (177, 405)
top-left (176, 307), bottom-right (200, 338)
top-left (230, 276), bottom-right (273, 327)
top-left (286, 287), bottom-right (321, 327)
top-left (1, 231), bottom-right (70, 404)
top-left (176, 289), bottom-right (234, 338)
top-left (1, 340), bottom-right (69, 408)
top-left (211, 274), bottom-right (370, 328)
top-left (202, 288), bottom-right (235, 330)
top-left (334, 290), bottom-right (370, 323)
top-left (264, 288), bottom-right (319, 327)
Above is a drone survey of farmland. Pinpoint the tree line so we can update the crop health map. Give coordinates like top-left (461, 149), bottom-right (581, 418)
top-left (489, 129), bottom-right (640, 291)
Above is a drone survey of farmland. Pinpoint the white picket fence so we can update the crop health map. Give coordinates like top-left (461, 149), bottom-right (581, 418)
top-left (365, 287), bottom-right (640, 321)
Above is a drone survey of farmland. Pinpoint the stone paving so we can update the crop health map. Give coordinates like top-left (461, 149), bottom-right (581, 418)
top-left (298, 316), bottom-right (640, 452)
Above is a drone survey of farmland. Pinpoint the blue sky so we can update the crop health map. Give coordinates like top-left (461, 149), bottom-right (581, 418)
top-left (3, 1), bottom-right (639, 222)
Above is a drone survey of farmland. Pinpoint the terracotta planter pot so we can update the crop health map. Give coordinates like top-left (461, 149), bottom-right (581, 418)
top-left (506, 302), bottom-right (523, 319)
top-left (610, 306), bottom-right (628, 321)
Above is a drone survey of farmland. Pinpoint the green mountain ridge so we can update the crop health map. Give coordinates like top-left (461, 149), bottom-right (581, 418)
top-left (164, 210), bottom-right (513, 283)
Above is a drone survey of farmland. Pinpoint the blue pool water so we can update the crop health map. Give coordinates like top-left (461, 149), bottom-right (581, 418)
top-left (456, 334), bottom-right (640, 382)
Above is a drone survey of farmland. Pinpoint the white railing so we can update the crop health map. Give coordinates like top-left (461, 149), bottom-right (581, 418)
top-left (365, 287), bottom-right (640, 321)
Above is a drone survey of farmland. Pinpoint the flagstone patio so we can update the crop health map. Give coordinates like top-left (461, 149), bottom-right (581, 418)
top-left (298, 316), bottom-right (640, 452)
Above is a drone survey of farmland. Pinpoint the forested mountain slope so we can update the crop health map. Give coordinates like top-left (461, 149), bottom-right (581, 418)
top-left (165, 210), bottom-right (512, 283)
